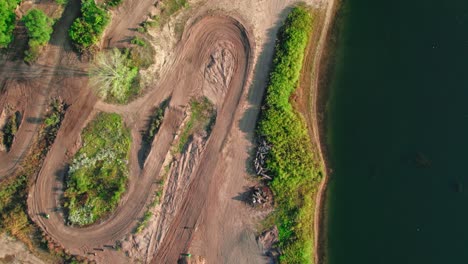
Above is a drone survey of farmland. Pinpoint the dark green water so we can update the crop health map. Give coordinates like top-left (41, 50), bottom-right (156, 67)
top-left (326, 1), bottom-right (468, 263)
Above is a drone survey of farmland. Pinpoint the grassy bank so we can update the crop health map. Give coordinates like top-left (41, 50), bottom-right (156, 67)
top-left (257, 6), bottom-right (322, 263)
top-left (64, 113), bottom-right (131, 226)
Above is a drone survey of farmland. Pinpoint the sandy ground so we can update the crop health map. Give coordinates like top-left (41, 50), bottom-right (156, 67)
top-left (0, 0), bottom-right (333, 263)
top-left (0, 235), bottom-right (44, 264)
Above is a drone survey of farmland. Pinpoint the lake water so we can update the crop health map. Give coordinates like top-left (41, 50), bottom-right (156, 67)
top-left (325, 0), bottom-right (468, 263)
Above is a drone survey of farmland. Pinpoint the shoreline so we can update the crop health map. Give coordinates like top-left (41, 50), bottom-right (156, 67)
top-left (309, 0), bottom-right (338, 264)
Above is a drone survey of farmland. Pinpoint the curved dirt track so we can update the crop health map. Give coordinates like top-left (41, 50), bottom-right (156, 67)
top-left (28, 14), bottom-right (253, 261)
top-left (151, 15), bottom-right (253, 263)
top-left (0, 0), bottom-right (84, 179)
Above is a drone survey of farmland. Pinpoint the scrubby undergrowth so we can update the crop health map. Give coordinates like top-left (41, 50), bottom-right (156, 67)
top-left (64, 112), bottom-right (131, 226)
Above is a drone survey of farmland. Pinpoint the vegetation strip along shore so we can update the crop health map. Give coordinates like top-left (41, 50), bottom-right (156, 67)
top-left (257, 5), bottom-right (323, 263)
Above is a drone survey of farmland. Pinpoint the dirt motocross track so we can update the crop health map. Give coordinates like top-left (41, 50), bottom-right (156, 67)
top-left (0, 0), bottom-right (331, 262)
top-left (25, 12), bottom-right (254, 264)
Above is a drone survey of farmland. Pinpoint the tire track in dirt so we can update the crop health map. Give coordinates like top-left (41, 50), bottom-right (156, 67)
top-left (151, 15), bottom-right (253, 263)
top-left (28, 15), bottom-right (253, 261)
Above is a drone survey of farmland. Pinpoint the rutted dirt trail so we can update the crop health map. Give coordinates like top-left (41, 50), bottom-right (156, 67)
top-left (27, 15), bottom-right (254, 262)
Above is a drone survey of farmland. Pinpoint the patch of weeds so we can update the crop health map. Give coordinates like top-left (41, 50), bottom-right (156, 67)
top-left (63, 112), bottom-right (131, 226)
top-left (177, 97), bottom-right (216, 153)
top-left (128, 41), bottom-right (156, 69)
top-left (158, 0), bottom-right (189, 27)
top-left (134, 211), bottom-right (152, 234)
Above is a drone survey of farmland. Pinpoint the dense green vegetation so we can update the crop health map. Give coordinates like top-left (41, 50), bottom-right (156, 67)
top-left (89, 48), bottom-right (139, 103)
top-left (257, 6), bottom-right (321, 263)
top-left (64, 113), bottom-right (130, 226)
top-left (177, 97), bottom-right (215, 152)
top-left (0, 0), bottom-right (21, 48)
top-left (69, 0), bottom-right (109, 50)
top-left (22, 9), bottom-right (54, 62)
top-left (2, 112), bottom-right (19, 151)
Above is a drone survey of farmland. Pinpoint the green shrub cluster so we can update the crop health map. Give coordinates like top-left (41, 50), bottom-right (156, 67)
top-left (64, 113), bottom-right (131, 226)
top-left (257, 6), bottom-right (321, 263)
top-left (131, 36), bottom-right (146, 47)
top-left (0, 0), bottom-right (21, 48)
top-left (22, 9), bottom-right (54, 62)
top-left (69, 0), bottom-right (109, 50)
top-left (55, 0), bottom-right (67, 6)
top-left (105, 0), bottom-right (123, 7)
top-left (2, 112), bottom-right (19, 151)
top-left (89, 48), bottom-right (139, 103)
top-left (144, 102), bottom-right (168, 144)
top-left (43, 99), bottom-right (66, 148)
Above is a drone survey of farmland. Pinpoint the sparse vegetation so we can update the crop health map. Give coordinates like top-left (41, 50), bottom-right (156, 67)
top-left (128, 41), bottom-right (155, 69)
top-left (0, 0), bottom-right (21, 48)
top-left (89, 48), bottom-right (139, 103)
top-left (157, 0), bottom-right (189, 27)
top-left (0, 99), bottom-right (81, 263)
top-left (257, 6), bottom-right (321, 263)
top-left (22, 9), bottom-right (55, 62)
top-left (2, 111), bottom-right (20, 151)
top-left (69, 0), bottom-right (110, 51)
top-left (64, 113), bottom-right (131, 226)
top-left (177, 97), bottom-right (215, 152)
top-left (135, 211), bottom-right (151, 234)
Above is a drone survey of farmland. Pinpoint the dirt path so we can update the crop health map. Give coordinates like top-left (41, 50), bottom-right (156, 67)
top-left (150, 14), bottom-right (254, 263)
top-left (104, 0), bottom-right (158, 48)
top-left (27, 13), bottom-right (255, 262)
top-left (0, 0), bottom-right (84, 179)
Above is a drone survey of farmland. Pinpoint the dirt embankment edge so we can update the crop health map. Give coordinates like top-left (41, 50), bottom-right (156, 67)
top-left (309, 0), bottom-right (339, 264)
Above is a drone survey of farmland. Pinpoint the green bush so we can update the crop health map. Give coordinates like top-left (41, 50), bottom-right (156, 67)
top-left (0, 0), bottom-right (21, 48)
top-left (55, 0), bottom-right (68, 5)
top-left (2, 112), bottom-right (19, 151)
top-left (89, 48), bottom-right (139, 103)
top-left (64, 113), bottom-right (131, 226)
top-left (69, 0), bottom-right (110, 50)
top-left (22, 9), bottom-right (54, 62)
top-left (131, 36), bottom-right (146, 47)
top-left (105, 0), bottom-right (123, 7)
top-left (257, 6), bottom-right (321, 263)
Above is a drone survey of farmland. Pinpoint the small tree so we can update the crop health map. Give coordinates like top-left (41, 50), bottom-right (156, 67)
top-left (22, 9), bottom-right (54, 62)
top-left (0, 0), bottom-right (21, 48)
top-left (89, 48), bottom-right (139, 103)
